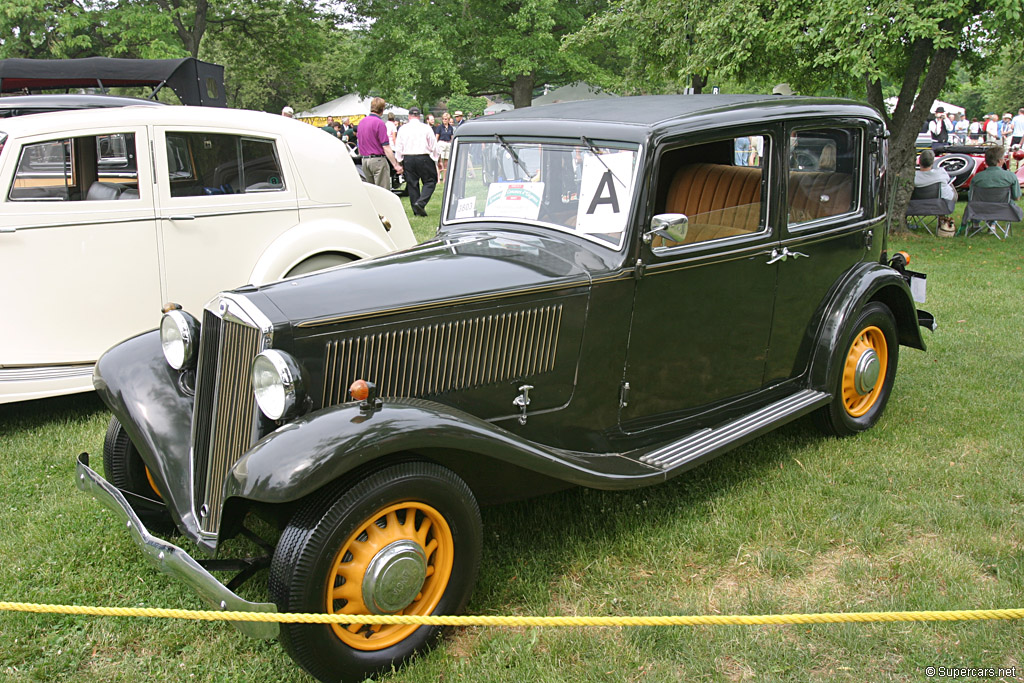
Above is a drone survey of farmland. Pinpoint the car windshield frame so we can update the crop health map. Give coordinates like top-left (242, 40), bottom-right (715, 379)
top-left (441, 136), bottom-right (643, 251)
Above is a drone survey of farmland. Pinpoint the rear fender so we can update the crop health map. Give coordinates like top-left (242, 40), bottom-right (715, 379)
top-left (808, 263), bottom-right (926, 391)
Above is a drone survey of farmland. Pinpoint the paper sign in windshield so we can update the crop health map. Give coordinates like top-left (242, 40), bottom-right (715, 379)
top-left (576, 151), bottom-right (635, 234)
top-left (485, 182), bottom-right (544, 220)
top-left (454, 196), bottom-right (476, 219)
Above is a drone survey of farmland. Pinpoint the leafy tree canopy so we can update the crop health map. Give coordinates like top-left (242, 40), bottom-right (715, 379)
top-left (347, 0), bottom-right (612, 108)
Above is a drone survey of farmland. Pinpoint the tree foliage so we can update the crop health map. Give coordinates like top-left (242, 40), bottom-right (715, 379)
top-left (571, 0), bottom-right (1024, 224)
top-left (347, 0), bottom-right (611, 108)
top-left (0, 0), bottom-right (361, 112)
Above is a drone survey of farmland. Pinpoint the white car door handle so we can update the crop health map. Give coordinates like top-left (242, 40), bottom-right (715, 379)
top-left (167, 215), bottom-right (196, 221)
top-left (0, 227), bottom-right (16, 233)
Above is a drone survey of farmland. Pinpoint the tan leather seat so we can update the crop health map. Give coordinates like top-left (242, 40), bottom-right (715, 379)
top-left (654, 163), bottom-right (854, 248)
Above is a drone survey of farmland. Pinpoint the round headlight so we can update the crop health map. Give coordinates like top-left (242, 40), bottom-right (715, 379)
top-left (160, 310), bottom-right (200, 370)
top-left (251, 350), bottom-right (305, 420)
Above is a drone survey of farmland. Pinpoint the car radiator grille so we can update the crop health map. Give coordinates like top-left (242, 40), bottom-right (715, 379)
top-left (321, 304), bottom-right (563, 407)
top-left (191, 307), bottom-right (262, 536)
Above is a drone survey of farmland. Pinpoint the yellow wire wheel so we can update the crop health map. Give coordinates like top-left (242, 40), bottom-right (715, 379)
top-left (840, 324), bottom-right (888, 417)
top-left (271, 461), bottom-right (481, 683)
top-left (327, 501), bottom-right (454, 649)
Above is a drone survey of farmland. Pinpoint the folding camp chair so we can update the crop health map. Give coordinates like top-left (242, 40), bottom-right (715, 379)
top-left (906, 182), bottom-right (956, 235)
top-left (962, 185), bottom-right (1022, 239)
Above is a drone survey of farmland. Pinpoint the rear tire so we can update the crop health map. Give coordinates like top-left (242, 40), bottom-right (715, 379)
top-left (814, 302), bottom-right (899, 437)
top-left (270, 462), bottom-right (482, 683)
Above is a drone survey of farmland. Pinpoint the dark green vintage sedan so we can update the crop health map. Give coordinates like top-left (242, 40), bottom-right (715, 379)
top-left (77, 95), bottom-right (934, 682)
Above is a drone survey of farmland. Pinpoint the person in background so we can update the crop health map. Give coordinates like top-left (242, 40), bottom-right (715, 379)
top-left (914, 148), bottom-right (956, 229)
top-left (386, 113), bottom-right (398, 146)
top-left (928, 107), bottom-right (950, 152)
top-left (1011, 108), bottom-right (1024, 149)
top-left (1001, 113), bottom-right (1014, 156)
top-left (394, 106), bottom-right (440, 216)
top-left (435, 112), bottom-right (456, 182)
top-left (453, 110), bottom-right (465, 127)
top-left (953, 113), bottom-right (969, 145)
top-left (985, 114), bottom-right (1001, 143)
top-left (281, 106), bottom-right (295, 118)
top-left (968, 117), bottom-right (982, 143)
top-left (321, 116), bottom-right (342, 139)
top-left (357, 97), bottom-right (402, 190)
top-left (970, 145), bottom-right (1020, 199)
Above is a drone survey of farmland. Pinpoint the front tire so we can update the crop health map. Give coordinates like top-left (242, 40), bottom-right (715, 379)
top-left (102, 417), bottom-right (174, 531)
top-left (270, 462), bottom-right (482, 683)
top-left (815, 302), bottom-right (899, 436)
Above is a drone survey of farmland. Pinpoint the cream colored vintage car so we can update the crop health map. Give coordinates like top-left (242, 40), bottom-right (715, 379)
top-left (0, 106), bottom-right (415, 403)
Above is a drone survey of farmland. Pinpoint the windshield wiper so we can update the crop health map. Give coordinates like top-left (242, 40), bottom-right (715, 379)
top-left (580, 136), bottom-right (624, 188)
top-left (494, 134), bottom-right (531, 179)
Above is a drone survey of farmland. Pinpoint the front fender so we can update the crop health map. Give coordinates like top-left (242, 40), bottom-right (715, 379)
top-left (808, 262), bottom-right (926, 391)
top-left (224, 398), bottom-right (665, 506)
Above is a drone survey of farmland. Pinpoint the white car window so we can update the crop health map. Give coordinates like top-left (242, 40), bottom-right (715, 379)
top-left (165, 132), bottom-right (286, 197)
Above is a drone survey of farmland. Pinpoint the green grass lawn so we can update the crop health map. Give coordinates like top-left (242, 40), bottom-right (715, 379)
top-left (1, 206), bottom-right (1022, 682)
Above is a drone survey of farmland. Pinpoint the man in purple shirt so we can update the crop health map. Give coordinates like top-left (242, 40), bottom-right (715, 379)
top-left (357, 97), bottom-right (402, 190)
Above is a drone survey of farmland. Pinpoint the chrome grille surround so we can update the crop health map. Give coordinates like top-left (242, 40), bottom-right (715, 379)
top-left (321, 304), bottom-right (563, 406)
top-left (190, 293), bottom-right (273, 539)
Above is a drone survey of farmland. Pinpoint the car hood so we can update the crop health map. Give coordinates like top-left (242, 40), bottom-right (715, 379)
top-left (251, 230), bottom-right (597, 328)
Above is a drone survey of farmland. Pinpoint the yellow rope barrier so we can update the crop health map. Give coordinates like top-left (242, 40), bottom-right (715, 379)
top-left (2, 602), bottom-right (1023, 627)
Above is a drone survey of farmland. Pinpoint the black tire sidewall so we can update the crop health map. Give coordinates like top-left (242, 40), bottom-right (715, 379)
top-left (271, 462), bottom-right (482, 683)
top-left (102, 417), bottom-right (154, 497)
top-left (820, 302), bottom-right (899, 436)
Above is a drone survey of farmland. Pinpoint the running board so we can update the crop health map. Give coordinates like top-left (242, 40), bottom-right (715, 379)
top-left (640, 389), bottom-right (830, 471)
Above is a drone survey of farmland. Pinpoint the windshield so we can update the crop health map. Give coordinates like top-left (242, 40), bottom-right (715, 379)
top-left (444, 138), bottom-right (641, 249)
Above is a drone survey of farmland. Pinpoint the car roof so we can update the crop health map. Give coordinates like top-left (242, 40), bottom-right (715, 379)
top-left (0, 104), bottom-right (303, 137)
top-left (0, 94), bottom-right (165, 115)
top-left (456, 94), bottom-right (884, 142)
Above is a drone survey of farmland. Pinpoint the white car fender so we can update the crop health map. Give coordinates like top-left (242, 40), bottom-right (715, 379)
top-left (361, 182), bottom-right (418, 249)
top-left (247, 218), bottom-right (397, 286)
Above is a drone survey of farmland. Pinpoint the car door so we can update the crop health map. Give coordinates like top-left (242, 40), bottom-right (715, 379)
top-left (620, 129), bottom-right (780, 432)
top-left (0, 127), bottom-right (159, 366)
top-left (764, 122), bottom-right (874, 384)
top-left (153, 127), bottom-right (300, 314)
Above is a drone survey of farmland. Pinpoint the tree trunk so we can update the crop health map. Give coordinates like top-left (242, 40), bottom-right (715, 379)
top-left (691, 74), bottom-right (706, 95)
top-left (874, 32), bottom-right (957, 233)
top-left (512, 73), bottom-right (535, 108)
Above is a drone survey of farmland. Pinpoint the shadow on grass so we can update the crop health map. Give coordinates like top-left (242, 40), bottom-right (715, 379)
top-left (473, 417), bottom-right (826, 613)
top-left (1, 392), bottom-right (106, 430)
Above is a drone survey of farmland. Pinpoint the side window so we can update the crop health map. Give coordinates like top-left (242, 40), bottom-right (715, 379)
top-left (9, 133), bottom-right (139, 202)
top-left (787, 127), bottom-right (860, 227)
top-left (166, 132), bottom-right (286, 197)
top-left (651, 134), bottom-right (771, 249)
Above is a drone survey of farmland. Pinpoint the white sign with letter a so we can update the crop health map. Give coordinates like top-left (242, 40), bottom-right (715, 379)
top-left (576, 150), bottom-right (635, 235)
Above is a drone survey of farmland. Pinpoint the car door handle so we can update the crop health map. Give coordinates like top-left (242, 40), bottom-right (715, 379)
top-left (766, 247), bottom-right (810, 264)
top-left (166, 215), bottom-right (196, 221)
top-left (0, 227), bottom-right (16, 234)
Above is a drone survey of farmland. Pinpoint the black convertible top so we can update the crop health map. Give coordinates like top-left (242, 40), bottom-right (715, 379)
top-left (0, 57), bottom-right (225, 107)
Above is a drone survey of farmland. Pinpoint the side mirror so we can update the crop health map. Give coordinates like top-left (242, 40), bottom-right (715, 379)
top-left (644, 213), bottom-right (688, 245)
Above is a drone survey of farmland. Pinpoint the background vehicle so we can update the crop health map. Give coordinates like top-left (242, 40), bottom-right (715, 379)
top-left (0, 106), bottom-right (415, 403)
top-left (78, 95), bottom-right (932, 682)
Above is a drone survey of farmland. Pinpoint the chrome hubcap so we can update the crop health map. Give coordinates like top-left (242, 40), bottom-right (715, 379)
top-left (853, 348), bottom-right (880, 395)
top-left (362, 540), bottom-right (428, 614)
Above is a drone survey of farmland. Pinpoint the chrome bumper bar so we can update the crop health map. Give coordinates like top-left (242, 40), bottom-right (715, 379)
top-left (75, 452), bottom-right (280, 639)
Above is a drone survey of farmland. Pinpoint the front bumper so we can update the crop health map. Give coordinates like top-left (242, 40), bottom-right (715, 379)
top-left (75, 452), bottom-right (280, 639)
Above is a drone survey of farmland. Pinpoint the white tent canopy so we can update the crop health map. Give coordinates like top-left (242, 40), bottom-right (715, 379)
top-left (884, 97), bottom-right (964, 116)
top-left (297, 94), bottom-right (408, 120)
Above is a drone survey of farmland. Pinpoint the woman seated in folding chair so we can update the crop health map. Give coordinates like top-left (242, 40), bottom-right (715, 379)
top-left (910, 149), bottom-right (956, 234)
top-left (962, 146), bottom-right (1022, 238)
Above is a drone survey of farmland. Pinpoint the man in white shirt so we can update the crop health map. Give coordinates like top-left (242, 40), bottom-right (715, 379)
top-left (928, 107), bottom-right (951, 151)
top-left (1011, 108), bottom-right (1024, 148)
top-left (394, 107), bottom-right (441, 216)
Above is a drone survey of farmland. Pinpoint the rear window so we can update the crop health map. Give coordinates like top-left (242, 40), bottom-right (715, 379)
top-left (165, 132), bottom-right (286, 197)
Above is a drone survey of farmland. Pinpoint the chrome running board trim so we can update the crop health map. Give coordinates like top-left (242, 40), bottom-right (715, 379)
top-left (640, 390), bottom-right (830, 470)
